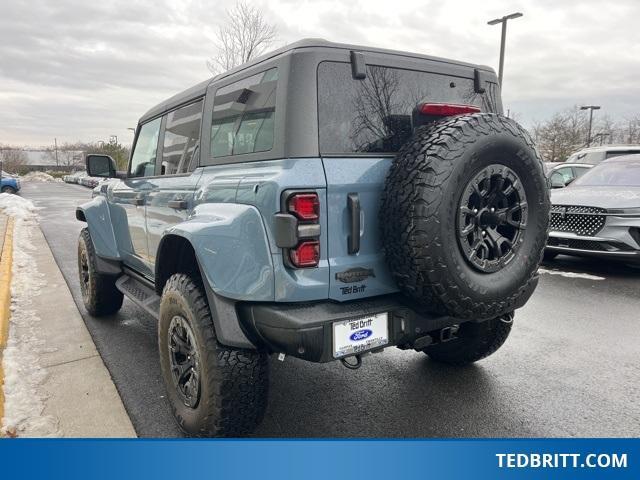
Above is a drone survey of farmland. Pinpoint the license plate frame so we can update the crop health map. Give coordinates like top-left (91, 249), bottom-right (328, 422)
top-left (332, 312), bottom-right (389, 359)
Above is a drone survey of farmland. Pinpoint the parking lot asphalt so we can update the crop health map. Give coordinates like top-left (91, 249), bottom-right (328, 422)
top-left (21, 181), bottom-right (640, 437)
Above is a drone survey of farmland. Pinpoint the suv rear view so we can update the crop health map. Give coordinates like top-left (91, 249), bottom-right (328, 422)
top-left (77, 39), bottom-right (550, 437)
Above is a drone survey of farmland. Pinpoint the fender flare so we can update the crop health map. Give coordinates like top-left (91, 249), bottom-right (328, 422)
top-left (76, 196), bottom-right (121, 260)
top-left (157, 202), bottom-right (275, 302)
top-left (155, 203), bottom-right (275, 348)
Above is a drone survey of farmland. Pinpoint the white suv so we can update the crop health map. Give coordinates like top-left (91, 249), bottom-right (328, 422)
top-left (567, 145), bottom-right (640, 165)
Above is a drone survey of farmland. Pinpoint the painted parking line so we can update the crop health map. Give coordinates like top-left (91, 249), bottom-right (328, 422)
top-left (538, 267), bottom-right (605, 281)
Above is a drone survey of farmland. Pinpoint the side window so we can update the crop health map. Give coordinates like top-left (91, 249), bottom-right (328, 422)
top-left (211, 68), bottom-right (277, 158)
top-left (161, 99), bottom-right (203, 175)
top-left (130, 118), bottom-right (161, 177)
top-left (555, 167), bottom-right (575, 183)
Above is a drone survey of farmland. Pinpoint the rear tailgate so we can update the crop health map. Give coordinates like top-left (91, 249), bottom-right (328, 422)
top-left (317, 59), bottom-right (499, 302)
top-left (322, 157), bottom-right (398, 301)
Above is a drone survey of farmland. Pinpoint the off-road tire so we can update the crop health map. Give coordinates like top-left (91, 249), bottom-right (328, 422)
top-left (158, 273), bottom-right (269, 437)
top-left (423, 314), bottom-right (513, 366)
top-left (381, 113), bottom-right (550, 319)
top-left (77, 228), bottom-right (123, 316)
top-left (1, 186), bottom-right (16, 194)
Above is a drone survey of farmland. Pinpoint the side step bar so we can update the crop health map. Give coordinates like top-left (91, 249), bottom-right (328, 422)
top-left (115, 274), bottom-right (161, 319)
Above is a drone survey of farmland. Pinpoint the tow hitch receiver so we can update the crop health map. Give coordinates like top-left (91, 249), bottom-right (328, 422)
top-left (439, 325), bottom-right (459, 343)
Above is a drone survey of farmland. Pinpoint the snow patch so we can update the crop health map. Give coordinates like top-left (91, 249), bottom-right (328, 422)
top-left (538, 267), bottom-right (605, 281)
top-left (1, 215), bottom-right (60, 437)
top-left (20, 171), bottom-right (61, 183)
top-left (0, 193), bottom-right (38, 220)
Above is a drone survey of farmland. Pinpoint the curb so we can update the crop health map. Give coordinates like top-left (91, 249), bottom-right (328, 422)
top-left (0, 216), bottom-right (15, 424)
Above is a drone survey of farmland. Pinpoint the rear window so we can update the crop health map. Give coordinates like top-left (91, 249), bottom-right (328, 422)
top-left (317, 62), bottom-right (495, 154)
top-left (606, 150), bottom-right (640, 159)
top-left (574, 161), bottom-right (640, 187)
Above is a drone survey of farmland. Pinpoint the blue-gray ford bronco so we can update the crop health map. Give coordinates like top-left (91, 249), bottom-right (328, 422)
top-left (76, 39), bottom-right (550, 437)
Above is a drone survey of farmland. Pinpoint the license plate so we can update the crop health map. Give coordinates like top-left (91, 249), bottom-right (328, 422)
top-left (332, 312), bottom-right (389, 358)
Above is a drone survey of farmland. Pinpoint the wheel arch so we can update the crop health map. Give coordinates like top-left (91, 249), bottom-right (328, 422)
top-left (154, 228), bottom-right (259, 349)
top-left (155, 234), bottom-right (200, 295)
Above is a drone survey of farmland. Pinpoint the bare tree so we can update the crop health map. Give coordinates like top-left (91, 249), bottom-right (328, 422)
top-left (43, 142), bottom-right (85, 168)
top-left (207, 1), bottom-right (277, 74)
top-left (0, 145), bottom-right (28, 173)
top-left (532, 107), bottom-right (588, 162)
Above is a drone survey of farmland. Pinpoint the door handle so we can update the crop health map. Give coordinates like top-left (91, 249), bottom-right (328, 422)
top-left (132, 194), bottom-right (145, 206)
top-left (168, 199), bottom-right (188, 210)
top-left (347, 192), bottom-right (360, 254)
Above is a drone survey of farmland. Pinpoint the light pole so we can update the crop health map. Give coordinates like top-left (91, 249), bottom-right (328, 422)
top-left (488, 12), bottom-right (523, 86)
top-left (580, 105), bottom-right (601, 147)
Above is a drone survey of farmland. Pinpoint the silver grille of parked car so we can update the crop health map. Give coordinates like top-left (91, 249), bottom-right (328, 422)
top-left (550, 205), bottom-right (606, 237)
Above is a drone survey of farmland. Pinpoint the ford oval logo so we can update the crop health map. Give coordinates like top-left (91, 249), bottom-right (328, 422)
top-left (350, 329), bottom-right (373, 342)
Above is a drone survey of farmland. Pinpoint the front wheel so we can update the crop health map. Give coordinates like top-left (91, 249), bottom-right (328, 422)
top-left (77, 228), bottom-right (123, 316)
top-left (158, 273), bottom-right (269, 437)
top-left (422, 314), bottom-right (513, 366)
top-left (1, 186), bottom-right (16, 194)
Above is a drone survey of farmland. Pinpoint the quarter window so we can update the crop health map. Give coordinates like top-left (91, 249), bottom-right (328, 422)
top-left (130, 117), bottom-right (161, 177)
top-left (211, 68), bottom-right (277, 158)
top-left (161, 100), bottom-right (203, 175)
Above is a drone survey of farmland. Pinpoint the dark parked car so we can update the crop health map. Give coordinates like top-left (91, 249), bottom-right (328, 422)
top-left (546, 155), bottom-right (640, 262)
top-left (76, 39), bottom-right (549, 437)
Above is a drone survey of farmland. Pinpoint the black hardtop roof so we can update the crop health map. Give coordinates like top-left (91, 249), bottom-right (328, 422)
top-left (139, 38), bottom-right (494, 123)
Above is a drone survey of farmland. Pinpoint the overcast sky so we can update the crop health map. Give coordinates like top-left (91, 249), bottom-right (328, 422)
top-left (1, 0), bottom-right (639, 147)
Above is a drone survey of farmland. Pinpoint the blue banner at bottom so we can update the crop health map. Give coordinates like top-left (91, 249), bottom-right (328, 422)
top-left (0, 438), bottom-right (636, 479)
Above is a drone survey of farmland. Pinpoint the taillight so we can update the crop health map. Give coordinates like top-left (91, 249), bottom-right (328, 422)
top-left (288, 193), bottom-right (319, 221)
top-left (280, 191), bottom-right (321, 268)
top-left (418, 103), bottom-right (481, 117)
top-left (289, 240), bottom-right (320, 268)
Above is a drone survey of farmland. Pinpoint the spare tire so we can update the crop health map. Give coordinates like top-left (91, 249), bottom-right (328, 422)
top-left (381, 113), bottom-right (549, 319)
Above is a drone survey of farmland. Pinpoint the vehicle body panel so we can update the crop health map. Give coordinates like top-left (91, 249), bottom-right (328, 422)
top-left (321, 157), bottom-right (398, 301)
top-left (146, 170), bottom-right (203, 265)
top-left (110, 178), bottom-right (153, 276)
top-left (163, 202), bottom-right (274, 300)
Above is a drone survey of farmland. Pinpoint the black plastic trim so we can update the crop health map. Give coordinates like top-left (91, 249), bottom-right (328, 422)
top-left (350, 51), bottom-right (367, 79)
top-left (238, 295), bottom-right (469, 363)
top-left (347, 192), bottom-right (360, 254)
top-left (474, 68), bottom-right (487, 93)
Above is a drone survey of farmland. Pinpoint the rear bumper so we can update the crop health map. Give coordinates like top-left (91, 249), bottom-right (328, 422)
top-left (238, 295), bottom-right (491, 363)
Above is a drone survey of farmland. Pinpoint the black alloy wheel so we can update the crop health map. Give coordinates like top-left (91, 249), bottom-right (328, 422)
top-left (168, 315), bottom-right (201, 409)
top-left (457, 164), bottom-right (528, 273)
